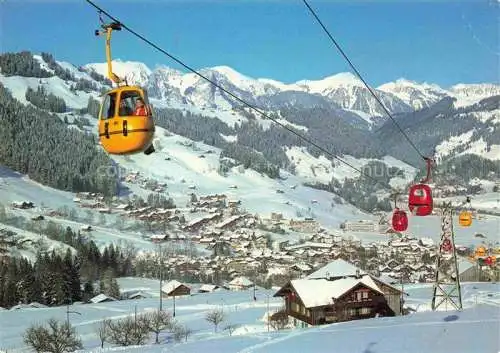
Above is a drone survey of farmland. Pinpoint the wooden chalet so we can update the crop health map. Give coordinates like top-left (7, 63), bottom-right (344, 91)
top-left (89, 294), bottom-right (117, 304)
top-left (274, 259), bottom-right (403, 327)
top-left (161, 280), bottom-right (191, 297)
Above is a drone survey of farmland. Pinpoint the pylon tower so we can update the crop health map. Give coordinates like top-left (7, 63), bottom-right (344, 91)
top-left (431, 202), bottom-right (462, 311)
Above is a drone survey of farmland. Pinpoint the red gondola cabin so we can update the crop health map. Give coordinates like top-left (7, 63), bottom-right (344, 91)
top-left (392, 209), bottom-right (408, 232)
top-left (408, 184), bottom-right (433, 216)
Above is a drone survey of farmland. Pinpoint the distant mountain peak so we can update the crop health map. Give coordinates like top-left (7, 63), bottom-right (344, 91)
top-left (83, 59), bottom-right (152, 86)
top-left (295, 72), bottom-right (361, 90)
top-left (210, 65), bottom-right (253, 82)
top-left (379, 78), bottom-right (445, 92)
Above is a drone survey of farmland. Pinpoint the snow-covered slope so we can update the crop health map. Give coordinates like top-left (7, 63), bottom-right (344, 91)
top-left (449, 83), bottom-right (500, 108)
top-left (0, 73), bottom-right (99, 110)
top-left (436, 132), bottom-right (500, 162)
top-left (0, 280), bottom-right (497, 353)
top-left (285, 146), bottom-right (417, 188)
top-left (107, 123), bottom-right (369, 229)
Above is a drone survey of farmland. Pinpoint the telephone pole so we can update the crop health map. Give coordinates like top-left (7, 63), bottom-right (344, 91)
top-left (158, 244), bottom-right (163, 311)
top-left (267, 294), bottom-right (270, 332)
top-left (66, 299), bottom-right (81, 327)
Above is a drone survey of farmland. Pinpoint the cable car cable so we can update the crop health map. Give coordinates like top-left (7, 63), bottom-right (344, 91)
top-left (301, 0), bottom-right (427, 161)
top-left (84, 0), bottom-right (399, 192)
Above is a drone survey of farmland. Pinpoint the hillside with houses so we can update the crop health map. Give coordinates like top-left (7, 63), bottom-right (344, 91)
top-left (1, 164), bottom-right (498, 310)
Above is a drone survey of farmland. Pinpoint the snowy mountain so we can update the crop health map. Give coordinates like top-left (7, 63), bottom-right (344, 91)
top-left (84, 59), bottom-right (152, 87)
top-left (448, 83), bottom-right (500, 108)
top-left (294, 72), bottom-right (411, 119)
top-left (86, 60), bottom-right (413, 125)
top-left (377, 78), bottom-right (449, 111)
top-left (86, 59), bottom-right (499, 129)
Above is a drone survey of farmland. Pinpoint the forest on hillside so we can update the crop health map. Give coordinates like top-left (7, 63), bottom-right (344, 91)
top-left (0, 83), bottom-right (118, 196)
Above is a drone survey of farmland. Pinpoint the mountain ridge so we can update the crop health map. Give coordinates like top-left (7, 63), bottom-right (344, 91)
top-left (85, 59), bottom-right (499, 122)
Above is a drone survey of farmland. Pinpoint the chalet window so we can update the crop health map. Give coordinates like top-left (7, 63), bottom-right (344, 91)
top-left (360, 307), bottom-right (371, 315)
top-left (348, 308), bottom-right (356, 316)
top-left (356, 291), bottom-right (362, 301)
top-left (362, 291), bottom-right (369, 299)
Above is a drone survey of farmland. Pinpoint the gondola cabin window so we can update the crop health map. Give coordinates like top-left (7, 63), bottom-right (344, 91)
top-left (119, 91), bottom-right (143, 116)
top-left (100, 92), bottom-right (117, 120)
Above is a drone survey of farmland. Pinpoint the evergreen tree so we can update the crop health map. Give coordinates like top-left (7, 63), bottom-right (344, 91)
top-left (82, 282), bottom-right (95, 302)
top-left (104, 269), bottom-right (120, 299)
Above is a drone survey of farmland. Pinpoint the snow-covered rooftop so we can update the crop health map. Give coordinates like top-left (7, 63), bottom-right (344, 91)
top-left (291, 275), bottom-right (383, 308)
top-left (161, 280), bottom-right (188, 294)
top-left (229, 276), bottom-right (254, 287)
top-left (306, 259), bottom-right (367, 280)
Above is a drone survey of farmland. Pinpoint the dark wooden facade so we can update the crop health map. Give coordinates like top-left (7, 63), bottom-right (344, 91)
top-left (275, 281), bottom-right (398, 326)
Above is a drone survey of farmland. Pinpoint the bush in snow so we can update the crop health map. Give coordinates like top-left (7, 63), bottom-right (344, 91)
top-left (205, 308), bottom-right (225, 332)
top-left (105, 313), bottom-right (151, 346)
top-left (23, 319), bottom-right (82, 353)
top-left (144, 310), bottom-right (174, 344)
top-left (172, 323), bottom-right (192, 343)
top-left (269, 310), bottom-right (289, 331)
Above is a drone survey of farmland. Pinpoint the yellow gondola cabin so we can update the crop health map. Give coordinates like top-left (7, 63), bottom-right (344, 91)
top-left (95, 19), bottom-right (155, 155)
top-left (458, 210), bottom-right (472, 227)
top-left (98, 86), bottom-right (155, 155)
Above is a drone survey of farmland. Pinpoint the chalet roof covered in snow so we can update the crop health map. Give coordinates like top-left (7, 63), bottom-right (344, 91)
top-left (290, 275), bottom-right (383, 308)
top-left (162, 280), bottom-right (189, 294)
top-left (229, 276), bottom-right (253, 287)
top-left (90, 294), bottom-right (116, 303)
top-left (199, 284), bottom-right (219, 292)
top-left (306, 259), bottom-right (367, 280)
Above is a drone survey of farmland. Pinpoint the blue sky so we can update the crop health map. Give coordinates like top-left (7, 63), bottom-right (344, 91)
top-left (1, 0), bottom-right (498, 87)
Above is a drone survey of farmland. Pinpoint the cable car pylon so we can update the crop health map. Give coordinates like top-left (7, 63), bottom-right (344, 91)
top-left (431, 201), bottom-right (463, 311)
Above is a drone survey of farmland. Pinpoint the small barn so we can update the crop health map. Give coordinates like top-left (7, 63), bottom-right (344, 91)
top-left (128, 291), bottom-right (150, 300)
top-left (162, 280), bottom-right (191, 297)
top-left (89, 294), bottom-right (117, 304)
